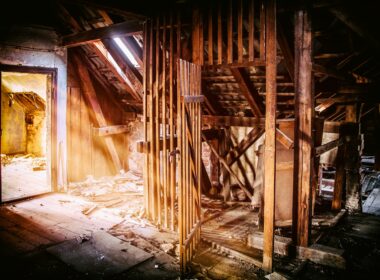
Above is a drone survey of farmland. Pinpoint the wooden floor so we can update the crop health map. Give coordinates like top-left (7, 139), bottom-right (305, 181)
top-left (0, 193), bottom-right (124, 258)
top-left (1, 157), bottom-right (50, 202)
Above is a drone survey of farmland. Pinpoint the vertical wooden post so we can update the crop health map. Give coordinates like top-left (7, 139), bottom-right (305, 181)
top-left (259, 0), bottom-right (266, 60)
top-left (227, 0), bottom-right (233, 64)
top-left (262, 0), bottom-right (276, 272)
top-left (293, 2), bottom-right (313, 248)
top-left (162, 15), bottom-right (168, 229)
top-left (169, 11), bottom-right (175, 231)
top-left (248, 0), bottom-right (255, 61)
top-left (237, 0), bottom-right (243, 63)
top-left (217, 2), bottom-right (223, 65)
top-left (210, 139), bottom-right (220, 186)
top-left (312, 118), bottom-right (324, 214)
top-left (332, 124), bottom-right (346, 211)
top-left (208, 3), bottom-right (213, 65)
top-left (143, 20), bottom-right (150, 216)
top-left (149, 20), bottom-right (155, 220)
top-left (346, 104), bottom-right (357, 122)
top-left (344, 122), bottom-right (362, 213)
top-left (154, 16), bottom-right (160, 224)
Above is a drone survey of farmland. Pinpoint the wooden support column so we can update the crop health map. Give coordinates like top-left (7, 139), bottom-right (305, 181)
top-left (293, 3), bottom-right (313, 248)
top-left (345, 104), bottom-right (357, 122)
top-left (332, 125), bottom-right (347, 211)
top-left (344, 122), bottom-right (361, 213)
top-left (262, 0), bottom-right (277, 272)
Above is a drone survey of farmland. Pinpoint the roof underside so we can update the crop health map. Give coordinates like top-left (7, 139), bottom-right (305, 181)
top-left (2, 0), bottom-right (379, 120)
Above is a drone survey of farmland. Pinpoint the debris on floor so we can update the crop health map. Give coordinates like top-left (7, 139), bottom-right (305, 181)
top-left (68, 170), bottom-right (143, 197)
top-left (32, 158), bottom-right (46, 171)
top-left (363, 188), bottom-right (380, 215)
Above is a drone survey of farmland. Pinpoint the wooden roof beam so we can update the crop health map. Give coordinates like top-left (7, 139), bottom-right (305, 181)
top-left (230, 67), bottom-right (264, 117)
top-left (61, 21), bottom-right (142, 48)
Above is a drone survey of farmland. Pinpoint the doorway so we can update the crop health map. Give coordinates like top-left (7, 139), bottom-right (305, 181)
top-left (1, 66), bottom-right (56, 202)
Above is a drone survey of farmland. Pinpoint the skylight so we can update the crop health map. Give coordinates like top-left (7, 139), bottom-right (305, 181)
top-left (113, 37), bottom-right (140, 68)
top-left (93, 41), bottom-right (134, 89)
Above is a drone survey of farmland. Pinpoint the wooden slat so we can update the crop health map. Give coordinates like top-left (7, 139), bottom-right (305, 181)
top-left (259, 0), bottom-right (266, 60)
top-left (143, 20), bottom-right (149, 217)
top-left (217, 2), bottom-right (223, 64)
top-left (237, 0), bottom-right (243, 63)
top-left (208, 4), bottom-right (213, 65)
top-left (177, 27), bottom-right (184, 270)
top-left (227, 0), bottom-right (233, 64)
top-left (248, 0), bottom-right (255, 61)
top-left (155, 16), bottom-right (161, 226)
top-left (262, 0), bottom-right (276, 272)
top-left (62, 21), bottom-right (142, 47)
top-left (169, 12), bottom-right (175, 231)
top-left (149, 20), bottom-right (155, 220)
top-left (162, 15), bottom-right (168, 229)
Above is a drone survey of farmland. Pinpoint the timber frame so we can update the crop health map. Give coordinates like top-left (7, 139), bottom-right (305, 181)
top-left (50, 0), bottom-right (380, 274)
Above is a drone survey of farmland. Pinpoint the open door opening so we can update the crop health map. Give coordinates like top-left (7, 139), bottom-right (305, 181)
top-left (1, 71), bottom-right (52, 202)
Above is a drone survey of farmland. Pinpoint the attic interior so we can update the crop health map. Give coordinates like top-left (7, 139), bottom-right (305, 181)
top-left (1, 0), bottom-right (380, 279)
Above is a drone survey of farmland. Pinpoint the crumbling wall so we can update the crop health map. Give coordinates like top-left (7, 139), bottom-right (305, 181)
top-left (0, 88), bottom-right (27, 154)
top-left (25, 111), bottom-right (46, 156)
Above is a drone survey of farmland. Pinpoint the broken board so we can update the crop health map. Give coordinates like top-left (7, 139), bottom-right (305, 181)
top-left (47, 231), bottom-right (152, 278)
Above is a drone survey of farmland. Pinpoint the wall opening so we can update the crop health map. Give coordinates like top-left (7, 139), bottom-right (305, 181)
top-left (1, 71), bottom-right (52, 201)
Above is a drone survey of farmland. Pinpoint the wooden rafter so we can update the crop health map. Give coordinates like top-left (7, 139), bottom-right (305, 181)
top-left (102, 38), bottom-right (143, 101)
top-left (71, 52), bottom-right (122, 172)
top-left (230, 67), bottom-right (264, 117)
top-left (62, 21), bottom-right (142, 47)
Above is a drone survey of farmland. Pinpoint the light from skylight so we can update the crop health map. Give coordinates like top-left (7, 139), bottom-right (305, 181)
top-left (113, 37), bottom-right (140, 68)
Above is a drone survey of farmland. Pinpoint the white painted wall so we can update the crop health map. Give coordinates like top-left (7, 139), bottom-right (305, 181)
top-left (0, 25), bottom-right (68, 189)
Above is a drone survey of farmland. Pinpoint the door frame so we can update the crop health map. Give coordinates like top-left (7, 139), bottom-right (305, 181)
top-left (0, 64), bottom-right (58, 203)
